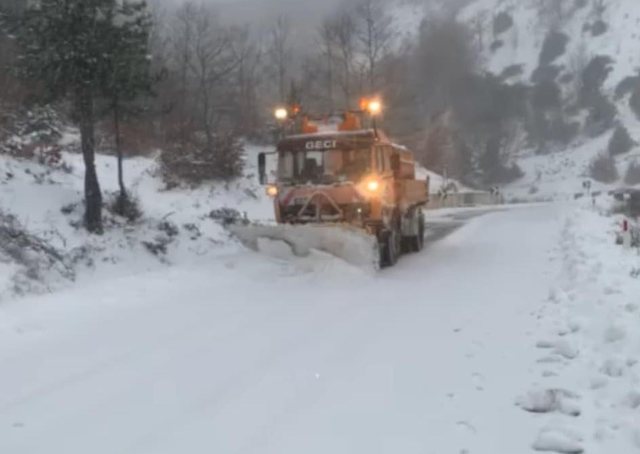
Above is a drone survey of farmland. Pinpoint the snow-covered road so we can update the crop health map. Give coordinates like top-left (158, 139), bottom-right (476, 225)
top-left (0, 204), bottom-right (563, 454)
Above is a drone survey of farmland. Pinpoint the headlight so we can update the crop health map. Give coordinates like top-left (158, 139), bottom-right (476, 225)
top-left (367, 99), bottom-right (382, 116)
top-left (266, 185), bottom-right (279, 197)
top-left (366, 180), bottom-right (380, 192)
top-left (274, 108), bottom-right (288, 121)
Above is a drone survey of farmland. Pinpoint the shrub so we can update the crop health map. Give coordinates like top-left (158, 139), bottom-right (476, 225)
top-left (210, 207), bottom-right (243, 226)
top-left (493, 12), bottom-right (514, 36)
top-left (590, 20), bottom-right (608, 37)
top-left (0, 211), bottom-right (74, 295)
top-left (625, 161), bottom-right (640, 185)
top-left (615, 76), bottom-right (639, 100)
top-left (0, 107), bottom-right (67, 167)
top-left (500, 64), bottom-right (523, 81)
top-left (580, 56), bottom-right (614, 107)
top-left (631, 87), bottom-right (640, 120)
top-left (107, 192), bottom-right (143, 223)
top-left (589, 153), bottom-right (619, 183)
top-left (532, 80), bottom-right (561, 110)
top-left (161, 133), bottom-right (245, 186)
top-left (539, 31), bottom-right (569, 66)
top-left (608, 125), bottom-right (635, 156)
top-left (531, 65), bottom-right (562, 84)
top-left (584, 94), bottom-right (617, 137)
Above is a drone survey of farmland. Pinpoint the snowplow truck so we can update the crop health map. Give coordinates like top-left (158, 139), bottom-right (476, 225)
top-left (237, 108), bottom-right (429, 269)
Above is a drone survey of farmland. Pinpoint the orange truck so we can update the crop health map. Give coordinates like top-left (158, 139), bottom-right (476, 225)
top-left (250, 104), bottom-right (429, 268)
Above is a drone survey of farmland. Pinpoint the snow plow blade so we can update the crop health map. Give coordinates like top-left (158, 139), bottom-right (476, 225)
top-left (229, 223), bottom-right (380, 271)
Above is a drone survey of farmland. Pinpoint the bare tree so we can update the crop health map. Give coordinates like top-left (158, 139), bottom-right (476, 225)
top-left (318, 17), bottom-right (337, 111)
top-left (469, 11), bottom-right (488, 53)
top-left (592, 0), bottom-right (607, 20)
top-left (354, 0), bottom-right (395, 93)
top-left (329, 10), bottom-right (356, 109)
top-left (268, 15), bottom-right (292, 102)
top-left (183, 4), bottom-right (240, 151)
top-left (567, 41), bottom-right (589, 103)
top-left (534, 0), bottom-right (567, 30)
top-left (0, 24), bottom-right (22, 112)
top-left (0, 0), bottom-right (25, 113)
top-left (171, 2), bottom-right (196, 146)
top-left (233, 26), bottom-right (263, 135)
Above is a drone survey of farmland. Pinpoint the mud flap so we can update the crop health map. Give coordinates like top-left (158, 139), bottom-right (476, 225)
top-left (228, 223), bottom-right (381, 271)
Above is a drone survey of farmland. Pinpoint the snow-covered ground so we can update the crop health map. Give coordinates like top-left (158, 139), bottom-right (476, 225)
top-left (455, 0), bottom-right (640, 200)
top-left (0, 146), bottom-right (274, 300)
top-left (524, 202), bottom-right (640, 453)
top-left (503, 132), bottom-right (640, 202)
top-left (460, 0), bottom-right (640, 93)
top-left (0, 143), bottom-right (474, 300)
top-left (0, 203), bottom-right (566, 454)
top-left (2, 135), bottom-right (639, 453)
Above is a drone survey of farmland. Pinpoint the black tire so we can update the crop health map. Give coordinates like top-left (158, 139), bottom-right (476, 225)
top-left (413, 213), bottom-right (425, 252)
top-left (403, 211), bottom-right (425, 253)
top-left (380, 225), bottom-right (401, 268)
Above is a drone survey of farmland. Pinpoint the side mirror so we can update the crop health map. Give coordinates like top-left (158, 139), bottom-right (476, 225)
top-left (258, 153), bottom-right (267, 185)
top-left (390, 153), bottom-right (401, 176)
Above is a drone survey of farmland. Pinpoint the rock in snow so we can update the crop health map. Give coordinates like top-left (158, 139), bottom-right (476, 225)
top-left (532, 426), bottom-right (584, 454)
top-left (517, 389), bottom-right (581, 417)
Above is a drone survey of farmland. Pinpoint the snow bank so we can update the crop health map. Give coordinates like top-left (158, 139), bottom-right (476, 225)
top-left (517, 200), bottom-right (640, 452)
top-left (0, 212), bottom-right (74, 299)
top-left (0, 143), bottom-right (274, 301)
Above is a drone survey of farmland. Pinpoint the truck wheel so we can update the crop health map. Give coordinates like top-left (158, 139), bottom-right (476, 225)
top-left (403, 210), bottom-right (425, 253)
top-left (413, 213), bottom-right (425, 252)
top-left (380, 226), bottom-right (400, 268)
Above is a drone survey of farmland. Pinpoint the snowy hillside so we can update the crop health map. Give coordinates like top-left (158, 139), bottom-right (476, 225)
top-left (383, 0), bottom-right (640, 198)
top-left (454, 0), bottom-right (640, 198)
top-left (506, 132), bottom-right (640, 200)
top-left (0, 144), bottom-right (274, 300)
top-left (461, 0), bottom-right (640, 92)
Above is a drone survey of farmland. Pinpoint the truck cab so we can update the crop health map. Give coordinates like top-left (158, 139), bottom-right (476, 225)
top-left (257, 109), bottom-right (429, 266)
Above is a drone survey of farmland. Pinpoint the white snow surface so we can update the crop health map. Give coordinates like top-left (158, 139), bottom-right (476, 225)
top-left (0, 140), bottom-right (468, 299)
top-left (525, 201), bottom-right (640, 453)
top-left (0, 201), bottom-right (568, 454)
top-left (455, 0), bottom-right (640, 200)
top-left (0, 145), bottom-right (274, 299)
top-left (2, 137), bottom-right (640, 452)
top-left (460, 0), bottom-right (640, 92)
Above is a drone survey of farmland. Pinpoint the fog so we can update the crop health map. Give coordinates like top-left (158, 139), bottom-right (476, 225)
top-left (154, 0), bottom-right (354, 50)
top-left (156, 0), bottom-right (348, 23)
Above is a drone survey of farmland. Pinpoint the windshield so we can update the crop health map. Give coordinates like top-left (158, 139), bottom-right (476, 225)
top-left (278, 148), bottom-right (371, 184)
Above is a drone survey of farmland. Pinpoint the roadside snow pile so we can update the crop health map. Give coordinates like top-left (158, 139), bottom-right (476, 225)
top-left (0, 212), bottom-right (73, 298)
top-left (416, 166), bottom-right (473, 194)
top-left (518, 203), bottom-right (640, 453)
top-left (0, 144), bottom-right (273, 301)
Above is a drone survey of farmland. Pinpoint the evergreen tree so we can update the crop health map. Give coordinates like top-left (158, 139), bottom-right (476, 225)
top-left (16, 0), bottom-right (154, 232)
top-left (101, 0), bottom-right (154, 215)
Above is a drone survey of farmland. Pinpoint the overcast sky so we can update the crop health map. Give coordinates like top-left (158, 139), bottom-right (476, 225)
top-left (153, 0), bottom-right (349, 48)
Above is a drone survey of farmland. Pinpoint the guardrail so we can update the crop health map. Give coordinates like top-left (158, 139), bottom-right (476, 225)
top-left (426, 192), bottom-right (503, 210)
